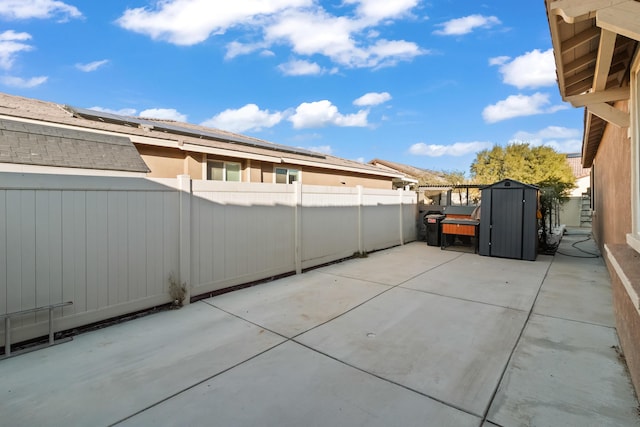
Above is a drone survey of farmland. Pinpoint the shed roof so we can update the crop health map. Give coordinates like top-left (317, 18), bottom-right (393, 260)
top-left (0, 117), bottom-right (150, 173)
top-left (481, 179), bottom-right (539, 190)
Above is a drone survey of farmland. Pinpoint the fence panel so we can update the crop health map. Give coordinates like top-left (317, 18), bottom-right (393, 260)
top-left (300, 185), bottom-right (360, 269)
top-left (0, 173), bottom-right (180, 346)
top-left (362, 189), bottom-right (403, 252)
top-left (191, 181), bottom-right (296, 295)
top-left (1, 173), bottom-right (417, 347)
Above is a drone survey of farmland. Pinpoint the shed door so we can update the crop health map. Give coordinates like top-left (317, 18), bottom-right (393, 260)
top-left (490, 188), bottom-right (523, 259)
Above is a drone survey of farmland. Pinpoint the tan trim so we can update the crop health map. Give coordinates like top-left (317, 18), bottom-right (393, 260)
top-left (566, 86), bottom-right (629, 107)
top-left (606, 244), bottom-right (640, 312)
top-left (0, 163), bottom-right (147, 177)
top-left (597, 1), bottom-right (640, 42)
top-left (181, 142), bottom-right (281, 163)
top-left (594, 29), bottom-right (617, 91)
top-left (550, 0), bottom-right (626, 23)
top-left (588, 102), bottom-right (630, 127)
top-left (280, 157), bottom-right (402, 178)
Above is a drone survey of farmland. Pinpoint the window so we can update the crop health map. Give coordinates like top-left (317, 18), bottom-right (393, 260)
top-left (207, 161), bottom-right (241, 182)
top-left (275, 168), bottom-right (299, 184)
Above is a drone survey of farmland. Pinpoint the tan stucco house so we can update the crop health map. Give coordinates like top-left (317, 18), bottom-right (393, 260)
top-left (0, 92), bottom-right (401, 188)
top-left (545, 0), bottom-right (640, 394)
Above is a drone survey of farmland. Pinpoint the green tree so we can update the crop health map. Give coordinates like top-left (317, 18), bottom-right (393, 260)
top-left (470, 143), bottom-right (575, 187)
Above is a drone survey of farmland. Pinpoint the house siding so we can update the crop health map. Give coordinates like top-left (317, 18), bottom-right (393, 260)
top-left (591, 100), bottom-right (631, 246)
top-left (591, 100), bottom-right (640, 393)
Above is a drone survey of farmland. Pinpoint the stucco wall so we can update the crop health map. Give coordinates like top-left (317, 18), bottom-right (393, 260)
top-left (136, 145), bottom-right (185, 178)
top-left (301, 165), bottom-right (392, 189)
top-left (591, 99), bottom-right (640, 395)
top-left (135, 144), bottom-right (393, 188)
top-left (592, 100), bottom-right (631, 246)
top-left (605, 244), bottom-right (640, 395)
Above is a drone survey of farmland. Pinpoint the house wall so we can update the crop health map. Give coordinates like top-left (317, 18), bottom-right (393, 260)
top-left (0, 172), bottom-right (416, 348)
top-left (591, 100), bottom-right (632, 246)
top-left (590, 99), bottom-right (640, 393)
top-left (136, 145), bottom-right (393, 188)
top-left (136, 145), bottom-right (185, 178)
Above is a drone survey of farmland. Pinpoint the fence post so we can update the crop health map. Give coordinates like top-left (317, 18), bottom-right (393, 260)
top-left (357, 185), bottom-right (364, 254)
top-left (398, 188), bottom-right (405, 246)
top-left (178, 174), bottom-right (192, 305)
top-left (294, 181), bottom-right (302, 274)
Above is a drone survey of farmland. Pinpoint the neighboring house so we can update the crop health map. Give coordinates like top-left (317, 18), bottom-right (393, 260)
top-left (545, 0), bottom-right (640, 394)
top-left (0, 116), bottom-right (149, 177)
top-left (0, 92), bottom-right (401, 188)
top-left (559, 153), bottom-right (591, 226)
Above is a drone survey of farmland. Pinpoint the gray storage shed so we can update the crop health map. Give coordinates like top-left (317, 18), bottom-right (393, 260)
top-left (478, 179), bottom-right (539, 261)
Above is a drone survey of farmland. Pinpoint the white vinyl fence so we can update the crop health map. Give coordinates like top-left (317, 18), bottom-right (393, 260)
top-left (1, 172), bottom-right (416, 346)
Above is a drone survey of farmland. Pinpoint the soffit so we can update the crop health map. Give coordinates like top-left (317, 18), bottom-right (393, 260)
top-left (546, 0), bottom-right (639, 167)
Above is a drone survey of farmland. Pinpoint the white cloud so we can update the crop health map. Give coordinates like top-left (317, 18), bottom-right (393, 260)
top-left (0, 30), bottom-right (33, 70)
top-left (343, 0), bottom-right (419, 22)
top-left (409, 141), bottom-right (493, 157)
top-left (75, 59), bottom-right (109, 72)
top-left (266, 9), bottom-right (427, 68)
top-left (139, 108), bottom-right (188, 122)
top-left (224, 41), bottom-right (265, 60)
top-left (305, 145), bottom-right (333, 155)
top-left (117, 0), bottom-right (310, 46)
top-left (288, 100), bottom-right (368, 129)
top-left (511, 126), bottom-right (582, 153)
top-left (89, 106), bottom-right (138, 116)
top-left (491, 49), bottom-right (556, 89)
top-left (489, 56), bottom-right (509, 66)
top-left (278, 59), bottom-right (324, 76)
top-left (201, 103), bottom-right (283, 132)
top-left (0, 75), bottom-right (47, 88)
top-left (434, 14), bottom-right (500, 36)
top-left (482, 93), bottom-right (563, 123)
top-left (0, 0), bottom-right (82, 21)
top-left (117, 1), bottom-right (426, 70)
top-left (353, 92), bottom-right (391, 106)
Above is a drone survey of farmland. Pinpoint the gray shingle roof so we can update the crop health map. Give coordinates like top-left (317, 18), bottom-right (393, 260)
top-left (0, 118), bottom-right (150, 173)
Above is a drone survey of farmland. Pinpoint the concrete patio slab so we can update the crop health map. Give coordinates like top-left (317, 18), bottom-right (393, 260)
top-left (534, 235), bottom-right (615, 327)
top-left (313, 242), bottom-right (461, 286)
top-left (205, 270), bottom-right (390, 338)
top-left (401, 253), bottom-right (552, 311)
top-left (297, 286), bottom-right (528, 416)
top-left (117, 341), bottom-right (481, 427)
top-left (487, 314), bottom-right (639, 427)
top-left (0, 302), bottom-right (284, 427)
top-left (1, 231), bottom-right (638, 426)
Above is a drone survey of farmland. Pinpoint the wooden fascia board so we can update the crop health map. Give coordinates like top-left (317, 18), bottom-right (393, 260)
top-left (597, 1), bottom-right (640, 42)
top-left (588, 102), bottom-right (630, 127)
top-left (593, 29), bottom-right (617, 91)
top-left (547, 11), bottom-right (567, 95)
top-left (566, 86), bottom-right (630, 106)
top-left (550, 0), bottom-right (627, 23)
top-left (582, 111), bottom-right (594, 165)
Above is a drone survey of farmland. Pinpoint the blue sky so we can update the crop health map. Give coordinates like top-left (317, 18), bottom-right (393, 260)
top-left (0, 0), bottom-right (584, 174)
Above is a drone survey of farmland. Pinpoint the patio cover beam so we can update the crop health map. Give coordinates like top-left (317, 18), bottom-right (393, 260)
top-left (588, 102), bottom-right (630, 128)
